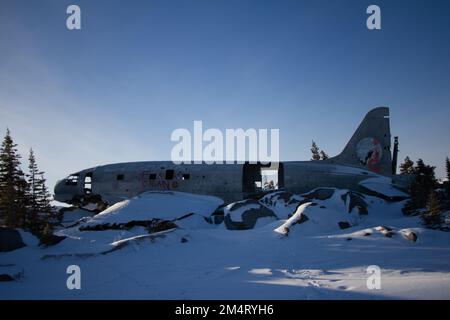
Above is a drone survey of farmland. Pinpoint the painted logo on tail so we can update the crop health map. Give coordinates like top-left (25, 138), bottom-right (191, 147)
top-left (356, 137), bottom-right (382, 173)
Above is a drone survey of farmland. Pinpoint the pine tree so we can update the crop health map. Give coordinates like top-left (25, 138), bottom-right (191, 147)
top-left (320, 150), bottom-right (329, 160)
top-left (400, 156), bottom-right (414, 175)
top-left (0, 129), bottom-right (28, 227)
top-left (27, 149), bottom-right (40, 213)
top-left (311, 141), bottom-right (321, 161)
top-left (446, 157), bottom-right (450, 197)
top-left (26, 149), bottom-right (52, 230)
top-left (422, 191), bottom-right (442, 227)
top-left (408, 158), bottom-right (437, 211)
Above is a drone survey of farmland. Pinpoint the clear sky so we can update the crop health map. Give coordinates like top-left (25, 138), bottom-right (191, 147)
top-left (1, 0), bottom-right (449, 191)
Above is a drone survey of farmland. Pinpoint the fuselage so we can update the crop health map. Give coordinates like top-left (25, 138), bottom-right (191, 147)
top-left (54, 160), bottom-right (380, 205)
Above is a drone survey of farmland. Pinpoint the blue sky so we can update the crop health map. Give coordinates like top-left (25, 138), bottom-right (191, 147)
top-left (1, 0), bottom-right (449, 190)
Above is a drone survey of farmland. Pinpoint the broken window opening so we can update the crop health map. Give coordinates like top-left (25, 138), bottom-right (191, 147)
top-left (182, 173), bottom-right (190, 180)
top-left (65, 174), bottom-right (79, 186)
top-left (116, 174), bottom-right (124, 181)
top-left (165, 169), bottom-right (174, 180)
top-left (149, 173), bottom-right (156, 180)
top-left (242, 162), bottom-right (284, 199)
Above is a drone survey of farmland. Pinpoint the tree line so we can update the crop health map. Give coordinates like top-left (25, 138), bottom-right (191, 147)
top-left (0, 129), bottom-right (54, 239)
top-left (400, 156), bottom-right (450, 229)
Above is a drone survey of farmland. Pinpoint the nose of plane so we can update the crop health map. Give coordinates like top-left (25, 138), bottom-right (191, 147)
top-left (53, 179), bottom-right (65, 201)
top-left (54, 178), bottom-right (76, 203)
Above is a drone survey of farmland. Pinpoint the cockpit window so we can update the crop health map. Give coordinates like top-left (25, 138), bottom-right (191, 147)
top-left (65, 174), bottom-right (79, 186)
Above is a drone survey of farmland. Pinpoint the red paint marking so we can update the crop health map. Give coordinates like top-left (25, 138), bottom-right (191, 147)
top-left (367, 138), bottom-right (381, 172)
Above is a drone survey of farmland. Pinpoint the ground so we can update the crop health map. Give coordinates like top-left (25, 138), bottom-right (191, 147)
top-left (1, 190), bottom-right (450, 299)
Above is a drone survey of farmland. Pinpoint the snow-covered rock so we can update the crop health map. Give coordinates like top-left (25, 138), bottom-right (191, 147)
top-left (0, 228), bottom-right (26, 252)
top-left (223, 199), bottom-right (277, 230)
top-left (80, 191), bottom-right (223, 229)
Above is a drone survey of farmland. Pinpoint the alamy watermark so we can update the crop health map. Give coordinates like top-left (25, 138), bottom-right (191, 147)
top-left (366, 265), bottom-right (381, 290)
top-left (66, 265), bottom-right (81, 290)
top-left (170, 121), bottom-right (279, 165)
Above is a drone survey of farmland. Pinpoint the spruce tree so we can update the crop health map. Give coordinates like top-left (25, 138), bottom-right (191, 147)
top-left (400, 156), bottom-right (414, 175)
top-left (446, 157), bottom-right (450, 197)
top-left (446, 157), bottom-right (450, 182)
top-left (403, 158), bottom-right (437, 215)
top-left (26, 149), bottom-right (52, 230)
top-left (27, 149), bottom-right (40, 213)
top-left (0, 129), bottom-right (28, 227)
top-left (320, 150), bottom-right (329, 160)
top-left (311, 141), bottom-right (321, 161)
top-left (422, 191), bottom-right (442, 227)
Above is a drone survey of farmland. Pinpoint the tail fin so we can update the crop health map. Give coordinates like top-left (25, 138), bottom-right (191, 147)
top-left (328, 107), bottom-right (392, 176)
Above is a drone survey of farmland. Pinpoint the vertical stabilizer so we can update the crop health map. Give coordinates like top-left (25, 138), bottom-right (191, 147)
top-left (328, 107), bottom-right (392, 176)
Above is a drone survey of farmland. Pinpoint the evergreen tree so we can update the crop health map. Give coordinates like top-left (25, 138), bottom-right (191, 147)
top-left (320, 150), bottom-right (329, 160)
top-left (0, 129), bottom-right (28, 227)
top-left (27, 149), bottom-right (40, 213)
top-left (422, 191), bottom-right (442, 227)
top-left (26, 149), bottom-right (52, 229)
top-left (404, 158), bottom-right (437, 215)
top-left (400, 156), bottom-right (414, 175)
top-left (446, 157), bottom-right (450, 182)
top-left (446, 157), bottom-right (450, 197)
top-left (311, 141), bottom-right (321, 161)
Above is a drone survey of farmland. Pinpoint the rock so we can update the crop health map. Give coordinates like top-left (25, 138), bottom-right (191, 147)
top-left (260, 191), bottom-right (299, 206)
top-left (302, 188), bottom-right (335, 201)
top-left (338, 221), bottom-right (352, 229)
top-left (40, 234), bottom-right (66, 247)
top-left (0, 274), bottom-right (15, 282)
top-left (401, 230), bottom-right (418, 242)
top-left (0, 227), bottom-right (26, 252)
top-left (341, 191), bottom-right (368, 215)
top-left (293, 213), bottom-right (309, 225)
top-left (79, 219), bottom-right (178, 233)
top-left (224, 199), bottom-right (277, 230)
top-left (375, 226), bottom-right (395, 237)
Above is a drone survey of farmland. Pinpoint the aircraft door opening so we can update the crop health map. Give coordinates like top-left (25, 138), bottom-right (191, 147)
top-left (242, 162), bottom-right (284, 199)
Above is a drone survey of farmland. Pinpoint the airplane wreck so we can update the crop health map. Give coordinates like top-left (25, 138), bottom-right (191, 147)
top-left (54, 107), bottom-right (408, 207)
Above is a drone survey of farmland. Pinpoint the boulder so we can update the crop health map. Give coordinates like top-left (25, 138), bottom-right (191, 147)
top-left (0, 274), bottom-right (15, 282)
top-left (302, 188), bottom-right (335, 201)
top-left (224, 199), bottom-right (277, 230)
top-left (341, 191), bottom-right (368, 215)
top-left (400, 230), bottom-right (418, 242)
top-left (0, 227), bottom-right (26, 252)
top-left (338, 221), bottom-right (352, 229)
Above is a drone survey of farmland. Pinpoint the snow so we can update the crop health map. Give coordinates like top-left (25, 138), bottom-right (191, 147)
top-left (1, 189), bottom-right (450, 299)
top-left (59, 208), bottom-right (96, 228)
top-left (82, 191), bottom-right (223, 227)
top-left (16, 230), bottom-right (39, 247)
top-left (359, 176), bottom-right (409, 198)
top-left (274, 202), bottom-right (313, 235)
